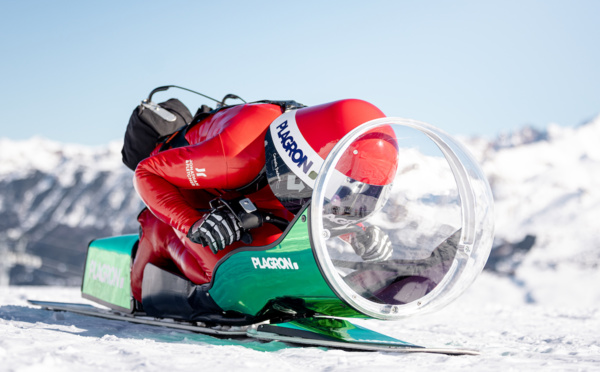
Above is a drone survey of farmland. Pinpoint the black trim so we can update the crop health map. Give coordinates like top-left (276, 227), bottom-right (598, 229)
top-left (140, 263), bottom-right (298, 326)
top-left (82, 292), bottom-right (133, 314)
top-left (189, 104), bottom-right (235, 127)
top-left (158, 125), bottom-right (190, 152)
top-left (80, 239), bottom-right (94, 298)
top-left (224, 166), bottom-right (269, 195)
top-left (142, 263), bottom-right (222, 320)
top-left (251, 100), bottom-right (306, 112)
top-left (188, 100), bottom-right (304, 127)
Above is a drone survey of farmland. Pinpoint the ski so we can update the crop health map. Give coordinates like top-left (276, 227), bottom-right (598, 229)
top-left (249, 328), bottom-right (479, 355)
top-left (29, 300), bottom-right (479, 355)
top-left (248, 318), bottom-right (479, 355)
top-left (28, 300), bottom-right (248, 336)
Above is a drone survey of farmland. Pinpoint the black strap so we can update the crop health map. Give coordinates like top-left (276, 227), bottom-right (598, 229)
top-left (189, 104), bottom-right (228, 127)
top-left (157, 125), bottom-right (189, 152)
top-left (226, 166), bottom-right (268, 195)
top-left (251, 100), bottom-right (306, 112)
top-left (188, 100), bottom-right (305, 127)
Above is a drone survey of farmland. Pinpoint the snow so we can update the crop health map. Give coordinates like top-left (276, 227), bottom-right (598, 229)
top-left (1, 276), bottom-right (599, 371)
top-left (0, 137), bottom-right (124, 179)
top-left (0, 136), bottom-right (142, 263)
top-left (466, 116), bottom-right (600, 314)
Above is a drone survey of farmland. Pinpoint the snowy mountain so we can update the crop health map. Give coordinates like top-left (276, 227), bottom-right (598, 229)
top-left (464, 115), bottom-right (600, 307)
top-left (0, 138), bottom-right (143, 285)
top-left (1, 116), bottom-right (599, 304)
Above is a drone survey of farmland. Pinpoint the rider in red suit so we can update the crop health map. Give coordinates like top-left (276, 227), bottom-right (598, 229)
top-left (130, 99), bottom-right (396, 303)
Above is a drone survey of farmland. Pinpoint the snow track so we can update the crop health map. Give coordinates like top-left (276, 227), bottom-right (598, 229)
top-left (1, 280), bottom-right (598, 371)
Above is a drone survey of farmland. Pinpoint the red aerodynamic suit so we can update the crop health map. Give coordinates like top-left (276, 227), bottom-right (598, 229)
top-left (131, 103), bottom-right (292, 301)
top-left (130, 99), bottom-right (388, 302)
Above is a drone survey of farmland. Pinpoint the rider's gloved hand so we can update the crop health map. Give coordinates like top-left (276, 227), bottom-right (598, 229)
top-left (351, 225), bottom-right (393, 262)
top-left (187, 208), bottom-right (242, 254)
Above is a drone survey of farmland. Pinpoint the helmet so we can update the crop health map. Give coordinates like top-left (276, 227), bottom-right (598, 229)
top-left (322, 177), bottom-right (391, 225)
top-left (265, 99), bottom-right (398, 219)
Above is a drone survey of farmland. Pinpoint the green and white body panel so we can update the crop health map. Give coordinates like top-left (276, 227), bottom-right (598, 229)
top-left (81, 207), bottom-right (361, 319)
top-left (208, 208), bottom-right (363, 319)
top-left (81, 234), bottom-right (138, 313)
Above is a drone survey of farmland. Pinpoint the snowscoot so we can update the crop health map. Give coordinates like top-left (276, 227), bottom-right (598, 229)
top-left (32, 93), bottom-right (495, 354)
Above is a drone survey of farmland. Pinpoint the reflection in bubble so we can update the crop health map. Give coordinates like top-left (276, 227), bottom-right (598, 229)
top-left (312, 118), bottom-right (494, 320)
top-left (322, 126), bottom-right (462, 305)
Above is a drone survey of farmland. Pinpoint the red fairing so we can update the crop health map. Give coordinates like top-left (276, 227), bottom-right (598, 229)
top-left (134, 103), bottom-right (283, 234)
top-left (294, 99), bottom-right (385, 158)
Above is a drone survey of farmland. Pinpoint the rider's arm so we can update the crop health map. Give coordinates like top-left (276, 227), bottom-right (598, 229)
top-left (134, 103), bottom-right (283, 236)
top-left (134, 134), bottom-right (262, 235)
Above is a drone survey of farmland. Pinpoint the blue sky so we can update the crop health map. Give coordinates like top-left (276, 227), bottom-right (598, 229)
top-left (1, 1), bottom-right (599, 145)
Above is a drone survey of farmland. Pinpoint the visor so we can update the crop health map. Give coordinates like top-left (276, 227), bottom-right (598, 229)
top-left (323, 179), bottom-right (389, 224)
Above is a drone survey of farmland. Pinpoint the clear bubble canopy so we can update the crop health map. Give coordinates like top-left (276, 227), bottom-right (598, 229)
top-left (310, 118), bottom-right (494, 320)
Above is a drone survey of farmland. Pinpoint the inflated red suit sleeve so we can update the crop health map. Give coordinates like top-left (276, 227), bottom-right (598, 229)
top-left (134, 138), bottom-right (226, 234)
top-left (133, 104), bottom-right (283, 235)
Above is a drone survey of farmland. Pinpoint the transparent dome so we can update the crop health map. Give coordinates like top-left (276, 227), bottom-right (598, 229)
top-left (310, 118), bottom-right (494, 320)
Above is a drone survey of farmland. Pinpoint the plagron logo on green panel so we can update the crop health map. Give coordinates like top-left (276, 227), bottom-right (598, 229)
top-left (87, 258), bottom-right (126, 289)
top-left (251, 256), bottom-right (300, 270)
top-left (82, 246), bottom-right (131, 309)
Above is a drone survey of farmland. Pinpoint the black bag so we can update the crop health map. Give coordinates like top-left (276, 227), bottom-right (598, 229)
top-left (121, 99), bottom-right (193, 171)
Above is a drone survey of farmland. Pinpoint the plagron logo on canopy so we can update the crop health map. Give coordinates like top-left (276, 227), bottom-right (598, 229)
top-left (270, 112), bottom-right (323, 187)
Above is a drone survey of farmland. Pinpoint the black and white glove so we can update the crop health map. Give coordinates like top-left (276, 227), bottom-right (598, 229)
top-left (351, 226), bottom-right (393, 262)
top-left (187, 208), bottom-right (242, 254)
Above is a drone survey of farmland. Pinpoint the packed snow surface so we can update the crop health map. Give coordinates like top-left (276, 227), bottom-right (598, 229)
top-left (1, 276), bottom-right (598, 371)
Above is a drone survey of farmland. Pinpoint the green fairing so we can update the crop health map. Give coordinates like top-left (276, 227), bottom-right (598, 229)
top-left (81, 235), bottom-right (138, 309)
top-left (208, 211), bottom-right (364, 318)
top-left (88, 234), bottom-right (138, 255)
top-left (301, 297), bottom-right (366, 318)
top-left (278, 318), bottom-right (417, 346)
